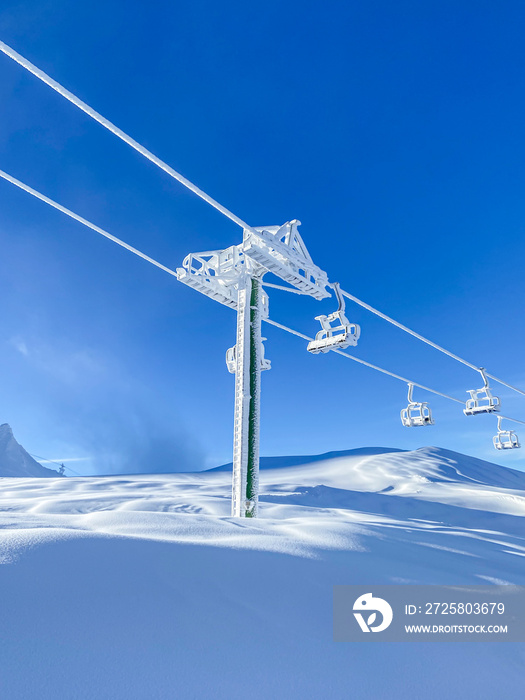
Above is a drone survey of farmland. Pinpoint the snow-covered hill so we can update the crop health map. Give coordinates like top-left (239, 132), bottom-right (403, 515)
top-left (0, 423), bottom-right (60, 477)
top-left (0, 446), bottom-right (524, 699)
top-left (212, 446), bottom-right (404, 470)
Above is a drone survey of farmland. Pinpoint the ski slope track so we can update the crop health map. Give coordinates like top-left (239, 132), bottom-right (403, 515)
top-left (0, 446), bottom-right (524, 699)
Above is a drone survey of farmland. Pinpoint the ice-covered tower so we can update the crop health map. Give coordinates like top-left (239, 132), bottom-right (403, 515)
top-left (177, 220), bottom-right (329, 517)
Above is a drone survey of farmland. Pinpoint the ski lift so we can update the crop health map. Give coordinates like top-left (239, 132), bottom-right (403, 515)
top-left (226, 339), bottom-right (271, 374)
top-left (400, 383), bottom-right (435, 427)
top-left (464, 368), bottom-right (500, 416)
top-left (307, 283), bottom-right (360, 354)
top-left (493, 416), bottom-right (520, 450)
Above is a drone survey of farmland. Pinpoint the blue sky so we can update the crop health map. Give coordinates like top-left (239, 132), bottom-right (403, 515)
top-left (1, 0), bottom-right (525, 474)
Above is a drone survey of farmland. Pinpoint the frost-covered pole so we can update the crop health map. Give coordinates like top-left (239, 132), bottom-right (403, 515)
top-left (231, 274), bottom-right (262, 517)
top-left (177, 221), bottom-right (329, 518)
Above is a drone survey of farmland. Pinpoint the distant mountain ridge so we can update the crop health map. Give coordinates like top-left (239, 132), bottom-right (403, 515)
top-left (210, 447), bottom-right (404, 471)
top-left (0, 424), bottom-right (60, 478)
top-left (209, 445), bottom-right (525, 491)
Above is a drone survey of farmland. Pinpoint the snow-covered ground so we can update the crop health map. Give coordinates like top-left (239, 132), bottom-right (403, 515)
top-left (1, 446), bottom-right (524, 699)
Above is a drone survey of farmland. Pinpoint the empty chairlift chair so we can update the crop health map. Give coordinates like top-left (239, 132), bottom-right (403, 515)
top-left (307, 283), bottom-right (360, 354)
top-left (493, 416), bottom-right (520, 450)
top-left (400, 383), bottom-right (435, 427)
top-left (464, 368), bottom-right (500, 416)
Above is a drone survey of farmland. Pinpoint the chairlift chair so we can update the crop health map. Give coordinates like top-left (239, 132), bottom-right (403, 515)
top-left (493, 416), bottom-right (520, 450)
top-left (307, 282), bottom-right (360, 354)
top-left (464, 368), bottom-right (500, 416)
top-left (400, 383), bottom-right (435, 427)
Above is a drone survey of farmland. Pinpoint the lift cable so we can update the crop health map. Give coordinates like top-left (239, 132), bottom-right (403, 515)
top-left (262, 282), bottom-right (308, 295)
top-left (29, 453), bottom-right (83, 476)
top-left (265, 319), bottom-right (525, 427)
top-left (339, 291), bottom-right (525, 396)
top-left (2, 39), bottom-right (523, 399)
top-left (1, 166), bottom-right (524, 428)
top-left (0, 168), bottom-right (181, 280)
top-left (265, 319), bottom-right (464, 404)
top-left (0, 40), bottom-right (251, 233)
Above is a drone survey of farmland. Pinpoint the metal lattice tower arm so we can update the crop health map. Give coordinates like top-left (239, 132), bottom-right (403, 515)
top-left (243, 220), bottom-right (330, 300)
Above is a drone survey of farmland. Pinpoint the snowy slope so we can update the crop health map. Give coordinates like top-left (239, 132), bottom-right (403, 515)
top-left (0, 446), bottom-right (524, 699)
top-left (212, 446), bottom-right (404, 470)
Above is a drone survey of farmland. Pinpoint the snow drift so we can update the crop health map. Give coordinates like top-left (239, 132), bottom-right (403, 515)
top-left (0, 446), bottom-right (524, 699)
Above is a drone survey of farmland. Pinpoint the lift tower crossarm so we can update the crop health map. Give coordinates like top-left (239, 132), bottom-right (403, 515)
top-left (242, 220), bottom-right (330, 300)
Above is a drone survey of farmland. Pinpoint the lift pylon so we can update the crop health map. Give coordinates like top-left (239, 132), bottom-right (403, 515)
top-left (177, 221), bottom-right (330, 517)
top-left (231, 274), bottom-right (265, 517)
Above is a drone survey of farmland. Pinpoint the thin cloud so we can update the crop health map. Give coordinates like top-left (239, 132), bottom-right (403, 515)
top-left (9, 336), bottom-right (29, 356)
